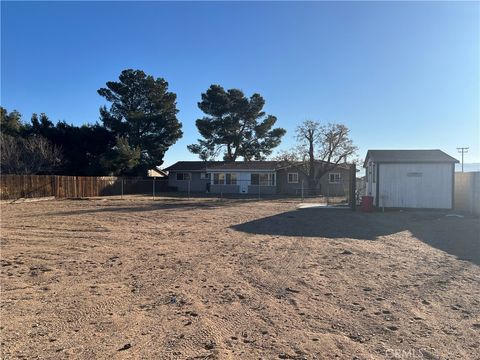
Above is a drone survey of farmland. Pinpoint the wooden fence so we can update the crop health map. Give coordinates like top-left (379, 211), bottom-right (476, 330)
top-left (0, 175), bottom-right (169, 200)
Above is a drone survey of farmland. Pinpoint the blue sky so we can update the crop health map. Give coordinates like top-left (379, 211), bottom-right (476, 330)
top-left (2, 1), bottom-right (479, 167)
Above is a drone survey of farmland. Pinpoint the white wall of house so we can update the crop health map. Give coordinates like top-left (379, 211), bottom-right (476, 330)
top-left (168, 171), bottom-right (209, 192)
top-left (207, 169), bottom-right (276, 194)
top-left (377, 163), bottom-right (454, 209)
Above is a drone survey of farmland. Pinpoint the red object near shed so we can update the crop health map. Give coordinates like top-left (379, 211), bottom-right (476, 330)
top-left (361, 196), bottom-right (374, 212)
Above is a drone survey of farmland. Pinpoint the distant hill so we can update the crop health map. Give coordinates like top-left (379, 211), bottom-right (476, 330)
top-left (455, 163), bottom-right (480, 172)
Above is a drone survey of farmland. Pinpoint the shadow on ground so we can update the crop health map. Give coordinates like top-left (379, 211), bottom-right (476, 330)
top-left (231, 208), bottom-right (480, 266)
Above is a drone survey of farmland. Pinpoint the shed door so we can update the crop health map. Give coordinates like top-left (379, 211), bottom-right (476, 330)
top-left (378, 163), bottom-right (452, 209)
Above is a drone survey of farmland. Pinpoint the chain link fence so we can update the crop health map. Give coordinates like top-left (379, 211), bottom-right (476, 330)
top-left (2, 175), bottom-right (354, 207)
top-left (169, 178), bottom-right (351, 204)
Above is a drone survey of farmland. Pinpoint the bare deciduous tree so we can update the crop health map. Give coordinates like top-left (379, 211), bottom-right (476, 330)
top-left (275, 121), bottom-right (357, 189)
top-left (1, 134), bottom-right (62, 174)
top-left (0, 134), bottom-right (22, 173)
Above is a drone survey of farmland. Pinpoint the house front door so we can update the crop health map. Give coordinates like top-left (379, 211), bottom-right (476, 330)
top-left (238, 172), bottom-right (249, 194)
top-left (240, 181), bottom-right (248, 194)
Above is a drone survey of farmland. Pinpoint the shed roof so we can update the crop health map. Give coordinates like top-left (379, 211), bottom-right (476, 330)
top-left (364, 150), bottom-right (458, 167)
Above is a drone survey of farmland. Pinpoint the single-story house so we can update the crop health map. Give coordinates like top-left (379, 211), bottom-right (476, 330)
top-left (364, 149), bottom-right (459, 209)
top-left (163, 161), bottom-right (352, 195)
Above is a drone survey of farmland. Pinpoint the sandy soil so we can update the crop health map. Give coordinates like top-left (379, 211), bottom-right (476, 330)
top-left (1, 197), bottom-right (479, 359)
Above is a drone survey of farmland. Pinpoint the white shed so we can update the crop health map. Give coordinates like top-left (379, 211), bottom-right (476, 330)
top-left (364, 150), bottom-right (458, 209)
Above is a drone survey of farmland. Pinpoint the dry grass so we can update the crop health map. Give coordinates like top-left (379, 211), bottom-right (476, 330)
top-left (1, 197), bottom-right (479, 359)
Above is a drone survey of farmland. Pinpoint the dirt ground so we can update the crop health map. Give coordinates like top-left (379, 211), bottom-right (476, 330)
top-left (1, 197), bottom-right (479, 359)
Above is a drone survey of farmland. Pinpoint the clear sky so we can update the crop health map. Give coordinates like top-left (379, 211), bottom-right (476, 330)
top-left (2, 1), bottom-right (479, 167)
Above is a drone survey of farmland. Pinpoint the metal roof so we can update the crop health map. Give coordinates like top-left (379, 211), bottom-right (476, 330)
top-left (364, 150), bottom-right (459, 167)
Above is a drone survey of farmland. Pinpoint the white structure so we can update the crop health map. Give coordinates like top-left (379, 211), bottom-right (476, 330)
top-left (364, 150), bottom-right (458, 209)
top-left (455, 172), bottom-right (480, 215)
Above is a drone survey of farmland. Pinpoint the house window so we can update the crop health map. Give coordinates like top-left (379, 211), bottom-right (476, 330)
top-left (259, 174), bottom-right (271, 186)
top-left (288, 173), bottom-right (299, 183)
top-left (267, 173), bottom-right (275, 186)
top-left (200, 173), bottom-right (210, 180)
top-left (176, 172), bottom-right (191, 181)
top-left (226, 173), bottom-right (237, 185)
top-left (251, 173), bottom-right (275, 186)
top-left (329, 173), bottom-right (341, 184)
top-left (213, 173), bottom-right (225, 185)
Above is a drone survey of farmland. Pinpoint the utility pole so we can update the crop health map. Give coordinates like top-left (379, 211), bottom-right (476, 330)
top-left (457, 147), bottom-right (469, 172)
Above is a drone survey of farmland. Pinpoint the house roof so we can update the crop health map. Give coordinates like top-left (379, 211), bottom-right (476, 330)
top-left (364, 150), bottom-right (459, 167)
top-left (207, 161), bottom-right (280, 171)
top-left (164, 160), bottom-right (352, 172)
top-left (163, 161), bottom-right (216, 172)
top-left (275, 160), bottom-right (351, 171)
top-left (163, 161), bottom-right (279, 171)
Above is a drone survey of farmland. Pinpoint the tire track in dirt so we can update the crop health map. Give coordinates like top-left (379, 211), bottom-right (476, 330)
top-left (3, 198), bottom-right (480, 359)
top-left (50, 298), bottom-right (121, 332)
top-left (120, 204), bottom-right (280, 358)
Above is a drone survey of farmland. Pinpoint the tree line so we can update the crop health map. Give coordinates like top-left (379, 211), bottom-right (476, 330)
top-left (1, 69), bottom-right (356, 179)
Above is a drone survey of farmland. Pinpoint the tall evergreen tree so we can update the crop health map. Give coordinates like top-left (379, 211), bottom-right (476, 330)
top-left (0, 107), bottom-right (25, 136)
top-left (98, 69), bottom-right (182, 172)
top-left (188, 85), bottom-right (286, 161)
top-left (28, 113), bottom-right (114, 175)
top-left (100, 136), bottom-right (141, 175)
top-left (1, 107), bottom-right (116, 175)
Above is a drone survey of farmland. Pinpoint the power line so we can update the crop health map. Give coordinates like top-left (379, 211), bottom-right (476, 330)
top-left (457, 147), bottom-right (469, 172)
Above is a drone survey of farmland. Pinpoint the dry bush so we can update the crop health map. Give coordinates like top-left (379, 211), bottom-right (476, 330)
top-left (1, 134), bottom-right (62, 174)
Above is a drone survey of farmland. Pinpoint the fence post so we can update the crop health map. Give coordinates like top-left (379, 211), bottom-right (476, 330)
top-left (153, 177), bottom-right (156, 200)
top-left (327, 183), bottom-right (330, 205)
top-left (301, 180), bottom-right (304, 201)
top-left (121, 177), bottom-right (124, 199)
top-left (349, 163), bottom-right (356, 211)
top-left (188, 180), bottom-right (191, 198)
top-left (258, 184), bottom-right (260, 199)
